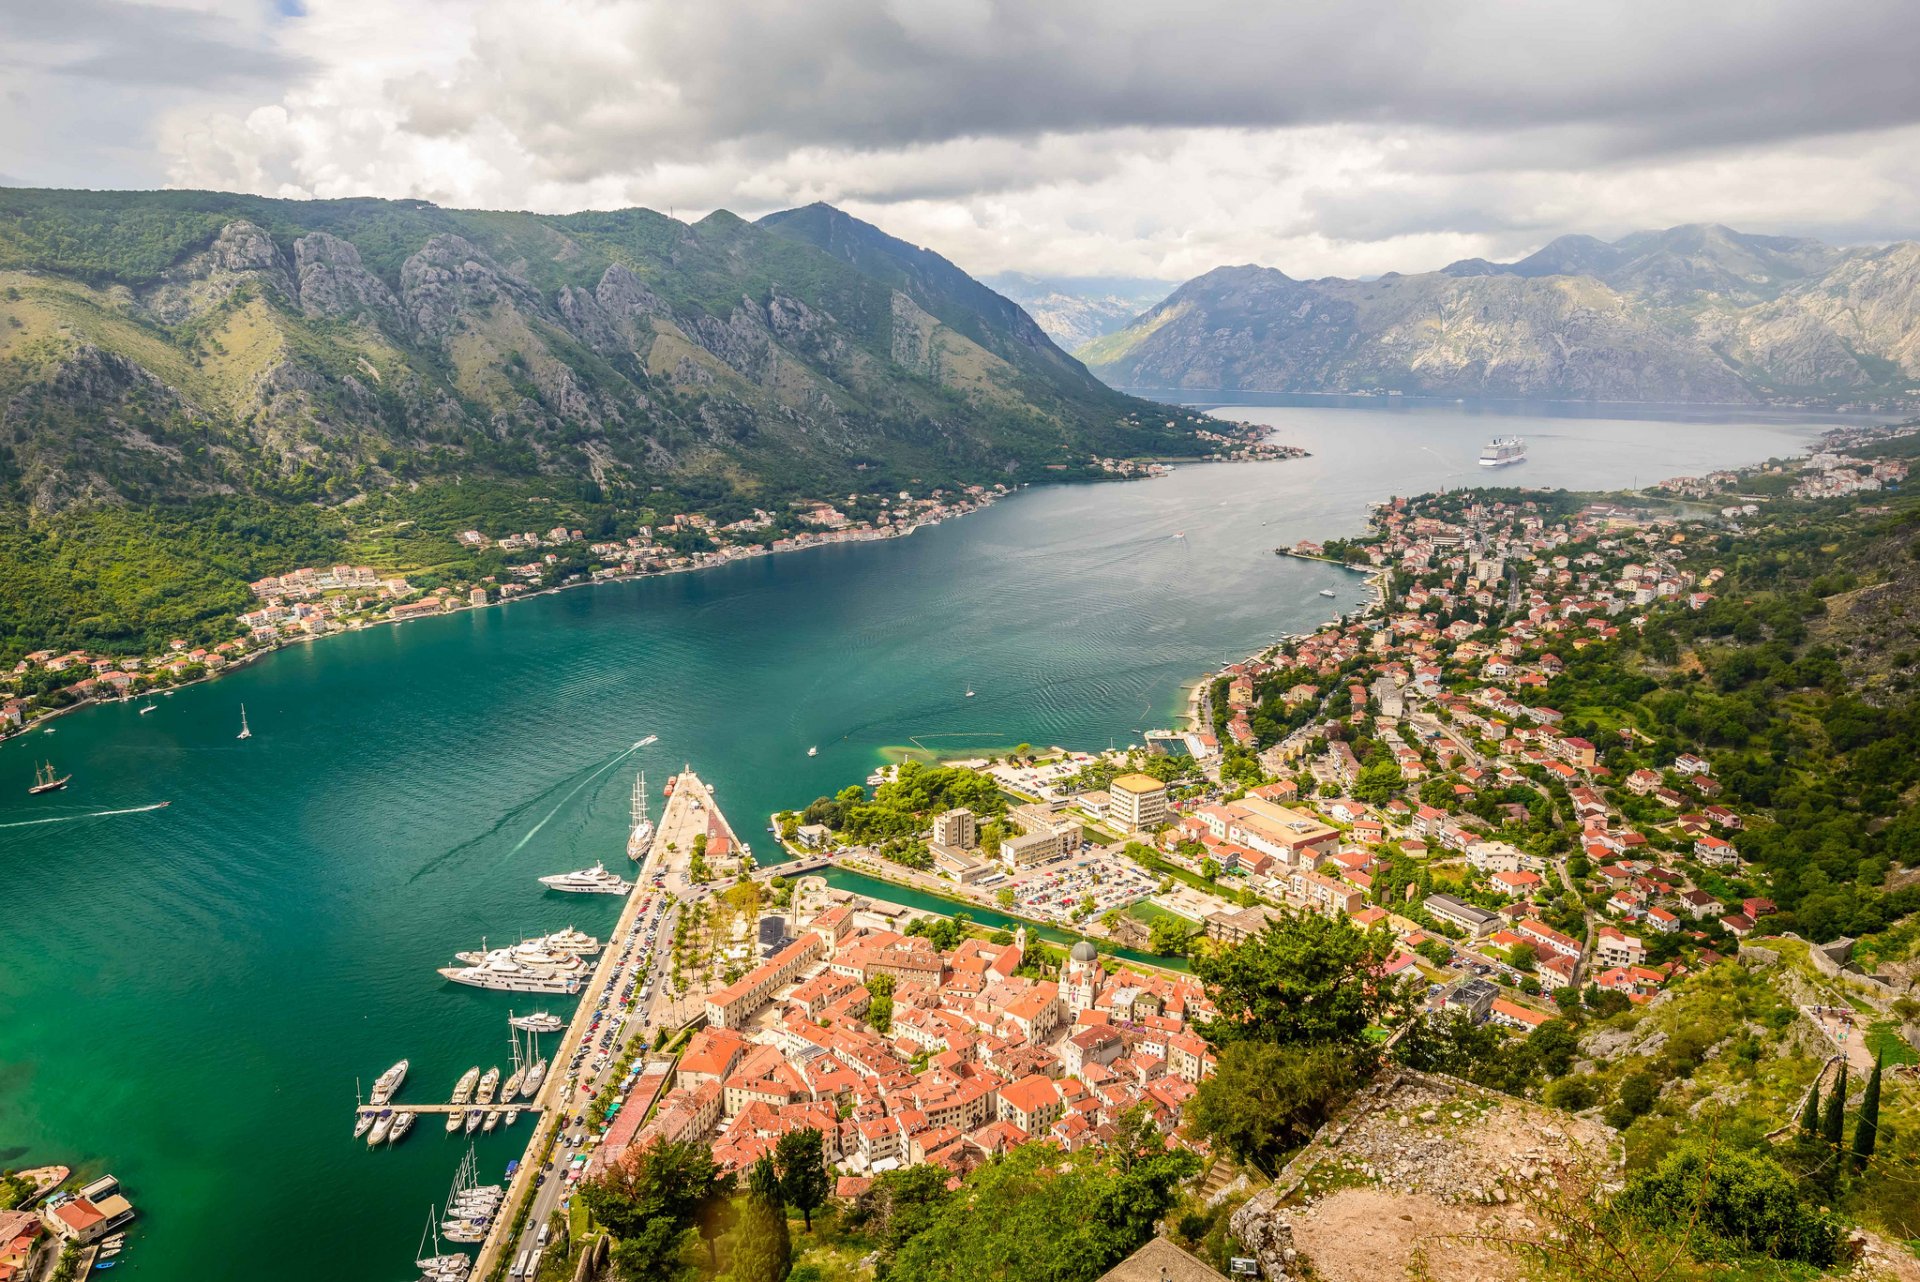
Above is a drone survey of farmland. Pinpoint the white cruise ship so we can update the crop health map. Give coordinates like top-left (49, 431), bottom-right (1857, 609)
top-left (537, 862), bottom-right (632, 895)
top-left (1479, 436), bottom-right (1527, 467)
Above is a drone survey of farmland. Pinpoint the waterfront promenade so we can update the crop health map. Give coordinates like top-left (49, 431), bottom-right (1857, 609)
top-left (479, 769), bottom-right (729, 1278)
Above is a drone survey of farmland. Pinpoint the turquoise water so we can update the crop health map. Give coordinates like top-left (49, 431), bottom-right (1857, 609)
top-left (0, 406), bottom-right (1834, 1279)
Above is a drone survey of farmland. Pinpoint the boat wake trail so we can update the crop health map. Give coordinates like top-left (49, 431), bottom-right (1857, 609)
top-left (410, 738), bottom-right (651, 882)
top-left (0, 802), bottom-right (171, 830)
top-left (502, 740), bottom-right (647, 860)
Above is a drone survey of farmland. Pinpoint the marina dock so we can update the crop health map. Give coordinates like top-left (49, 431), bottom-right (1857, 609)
top-left (369, 1102), bottom-right (548, 1116)
top-left (471, 769), bottom-right (714, 1279)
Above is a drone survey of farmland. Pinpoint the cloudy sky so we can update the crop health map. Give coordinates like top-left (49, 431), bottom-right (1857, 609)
top-left (8, 0), bottom-right (1920, 281)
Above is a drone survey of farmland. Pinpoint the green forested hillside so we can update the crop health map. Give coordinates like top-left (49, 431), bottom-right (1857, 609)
top-left (0, 188), bottom-right (1213, 659)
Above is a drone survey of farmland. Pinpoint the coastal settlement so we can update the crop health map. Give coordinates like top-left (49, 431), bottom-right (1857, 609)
top-left (1, 430), bottom-right (1304, 742)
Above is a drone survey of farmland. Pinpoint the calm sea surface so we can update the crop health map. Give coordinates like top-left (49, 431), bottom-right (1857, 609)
top-left (0, 405), bottom-right (1837, 1278)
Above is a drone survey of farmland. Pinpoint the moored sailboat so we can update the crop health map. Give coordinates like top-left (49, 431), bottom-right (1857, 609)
top-left (627, 770), bottom-right (656, 861)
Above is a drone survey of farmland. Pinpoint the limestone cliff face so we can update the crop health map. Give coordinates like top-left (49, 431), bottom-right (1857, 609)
top-left (1082, 224), bottom-right (1920, 403)
top-left (0, 193), bottom-right (1194, 514)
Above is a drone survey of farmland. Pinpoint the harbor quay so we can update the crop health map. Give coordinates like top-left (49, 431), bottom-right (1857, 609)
top-left (479, 769), bottom-right (728, 1279)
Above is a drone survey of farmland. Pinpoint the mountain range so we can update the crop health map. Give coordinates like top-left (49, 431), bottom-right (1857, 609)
top-left (982, 272), bottom-right (1174, 352)
top-left (0, 190), bottom-right (1210, 520)
top-left (1077, 224), bottom-right (1920, 404)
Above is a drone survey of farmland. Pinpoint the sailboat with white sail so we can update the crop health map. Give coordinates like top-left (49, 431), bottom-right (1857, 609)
top-left (237, 705), bottom-right (252, 740)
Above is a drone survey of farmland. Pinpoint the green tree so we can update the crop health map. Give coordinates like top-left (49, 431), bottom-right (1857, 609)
top-left (1615, 1144), bottom-right (1841, 1265)
top-left (1850, 1053), bottom-right (1882, 1173)
top-left (774, 1127), bottom-right (830, 1232)
top-left (867, 972), bottom-right (896, 1034)
top-left (1820, 1060), bottom-right (1847, 1179)
top-left (1186, 1041), bottom-right (1361, 1176)
top-left (728, 1156), bottom-right (792, 1282)
top-left (886, 1142), bottom-right (1193, 1282)
top-left (579, 1138), bottom-right (732, 1281)
top-left (1192, 910), bottom-right (1401, 1053)
top-left (849, 1163), bottom-right (950, 1263)
top-left (1148, 915), bottom-right (1201, 956)
top-left (0, 1172), bottom-right (34, 1212)
top-left (1354, 757), bottom-right (1404, 805)
top-left (1506, 941), bottom-right (1537, 973)
top-left (1544, 1074), bottom-right (1597, 1112)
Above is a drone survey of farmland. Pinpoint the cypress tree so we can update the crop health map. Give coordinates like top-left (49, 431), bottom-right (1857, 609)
top-left (1799, 1076), bottom-right (1821, 1135)
top-left (729, 1155), bottom-right (792, 1282)
top-left (1851, 1054), bottom-right (1883, 1173)
top-left (1820, 1061), bottom-right (1848, 1186)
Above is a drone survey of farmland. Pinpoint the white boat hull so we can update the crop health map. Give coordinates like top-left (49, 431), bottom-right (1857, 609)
top-left (438, 967), bottom-right (581, 994)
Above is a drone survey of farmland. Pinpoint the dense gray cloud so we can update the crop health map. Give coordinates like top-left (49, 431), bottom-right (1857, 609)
top-left (7, 0), bottom-right (1920, 277)
top-left (4, 0), bottom-right (305, 88)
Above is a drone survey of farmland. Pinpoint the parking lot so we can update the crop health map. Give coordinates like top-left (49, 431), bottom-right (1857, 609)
top-left (997, 848), bottom-right (1158, 924)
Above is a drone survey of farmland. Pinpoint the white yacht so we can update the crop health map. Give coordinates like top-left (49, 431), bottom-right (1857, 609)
top-left (388, 1111), bottom-right (416, 1144)
top-left (449, 1066), bottom-right (480, 1104)
top-left (521, 1056), bottom-right (548, 1097)
top-left (482, 1110), bottom-right (500, 1133)
top-left (537, 862), bottom-right (632, 895)
top-left (438, 955), bottom-right (583, 994)
top-left (353, 1110), bottom-right (376, 1139)
top-left (509, 1011), bottom-right (565, 1035)
top-left (444, 1109), bottom-right (466, 1135)
top-left (475, 1067), bottom-right (501, 1105)
top-left (454, 941), bottom-right (590, 974)
top-left (369, 1059), bottom-right (409, 1105)
top-left (541, 926), bottom-right (602, 956)
top-left (368, 1110), bottom-right (395, 1146)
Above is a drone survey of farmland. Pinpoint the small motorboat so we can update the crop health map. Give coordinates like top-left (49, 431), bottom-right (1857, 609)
top-left (807, 746), bottom-right (818, 757)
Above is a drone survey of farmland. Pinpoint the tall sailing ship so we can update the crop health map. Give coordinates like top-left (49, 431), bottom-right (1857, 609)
top-left (28, 761), bottom-right (70, 795)
top-left (627, 771), bottom-right (655, 862)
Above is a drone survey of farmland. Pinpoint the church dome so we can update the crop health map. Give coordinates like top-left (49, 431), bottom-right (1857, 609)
top-left (1069, 939), bottom-right (1099, 964)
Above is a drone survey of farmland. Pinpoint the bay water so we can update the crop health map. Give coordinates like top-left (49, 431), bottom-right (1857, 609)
top-left (0, 406), bottom-right (1836, 1278)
